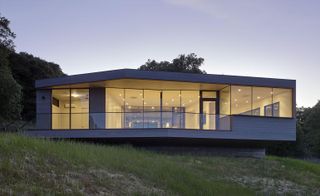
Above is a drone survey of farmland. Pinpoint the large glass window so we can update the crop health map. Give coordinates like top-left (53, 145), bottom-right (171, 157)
top-left (181, 91), bottom-right (200, 129)
top-left (52, 89), bottom-right (89, 129)
top-left (143, 90), bottom-right (161, 128)
top-left (124, 89), bottom-right (143, 128)
top-left (220, 86), bottom-right (230, 115)
top-left (162, 91), bottom-right (181, 128)
top-left (52, 89), bottom-right (70, 129)
top-left (106, 88), bottom-right (124, 128)
top-left (252, 87), bottom-right (273, 116)
top-left (231, 86), bottom-right (252, 115)
top-left (230, 85), bottom-right (293, 118)
top-left (273, 88), bottom-right (293, 118)
top-left (70, 89), bottom-right (89, 129)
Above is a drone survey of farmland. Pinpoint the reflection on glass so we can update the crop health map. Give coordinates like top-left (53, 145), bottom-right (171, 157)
top-left (71, 89), bottom-right (89, 129)
top-left (252, 87), bottom-right (272, 116)
top-left (273, 88), bottom-right (292, 117)
top-left (52, 89), bottom-right (70, 129)
top-left (231, 86), bottom-right (252, 115)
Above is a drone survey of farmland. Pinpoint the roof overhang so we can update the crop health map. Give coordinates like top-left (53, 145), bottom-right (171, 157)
top-left (35, 69), bottom-right (296, 89)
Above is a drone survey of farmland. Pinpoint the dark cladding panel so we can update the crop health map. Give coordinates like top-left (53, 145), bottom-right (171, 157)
top-left (89, 88), bottom-right (106, 129)
top-left (36, 90), bottom-right (51, 129)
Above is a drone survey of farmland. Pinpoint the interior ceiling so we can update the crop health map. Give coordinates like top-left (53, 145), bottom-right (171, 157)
top-left (50, 79), bottom-right (228, 90)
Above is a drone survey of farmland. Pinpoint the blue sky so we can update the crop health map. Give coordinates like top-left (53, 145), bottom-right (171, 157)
top-left (1, 0), bottom-right (320, 107)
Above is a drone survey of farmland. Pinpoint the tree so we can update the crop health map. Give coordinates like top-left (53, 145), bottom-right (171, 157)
top-left (138, 53), bottom-right (206, 74)
top-left (0, 14), bottom-right (23, 129)
top-left (8, 52), bottom-right (65, 120)
top-left (303, 101), bottom-right (320, 157)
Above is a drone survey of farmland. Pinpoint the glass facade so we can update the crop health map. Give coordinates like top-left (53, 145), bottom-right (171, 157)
top-left (50, 85), bottom-right (293, 130)
top-left (229, 86), bottom-right (293, 118)
top-left (231, 86), bottom-right (252, 115)
top-left (51, 89), bottom-right (89, 129)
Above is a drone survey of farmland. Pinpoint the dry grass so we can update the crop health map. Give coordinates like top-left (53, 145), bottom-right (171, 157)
top-left (0, 133), bottom-right (319, 195)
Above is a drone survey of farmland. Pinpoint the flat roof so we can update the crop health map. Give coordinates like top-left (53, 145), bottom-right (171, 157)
top-left (35, 68), bottom-right (296, 89)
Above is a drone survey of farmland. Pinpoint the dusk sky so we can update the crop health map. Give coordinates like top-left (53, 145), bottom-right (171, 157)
top-left (1, 0), bottom-right (319, 107)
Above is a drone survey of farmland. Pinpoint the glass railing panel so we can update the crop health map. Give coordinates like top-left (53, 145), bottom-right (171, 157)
top-left (218, 114), bottom-right (231, 130)
top-left (39, 112), bottom-right (231, 131)
top-left (184, 113), bottom-right (200, 129)
top-left (89, 113), bottom-right (105, 129)
top-left (143, 112), bottom-right (161, 128)
top-left (71, 113), bottom-right (89, 129)
top-left (201, 113), bottom-right (216, 130)
top-left (106, 112), bottom-right (124, 129)
top-left (52, 113), bottom-right (70, 129)
top-left (124, 112), bottom-right (143, 128)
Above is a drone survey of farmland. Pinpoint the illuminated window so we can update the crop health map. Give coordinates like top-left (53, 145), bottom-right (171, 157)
top-left (52, 89), bottom-right (70, 129)
top-left (162, 91), bottom-right (181, 128)
top-left (231, 86), bottom-right (252, 115)
top-left (144, 90), bottom-right (161, 128)
top-left (181, 91), bottom-right (199, 129)
top-left (273, 88), bottom-right (293, 117)
top-left (220, 86), bottom-right (230, 115)
top-left (252, 87), bottom-right (273, 116)
top-left (202, 91), bottom-right (216, 99)
top-left (106, 88), bottom-right (124, 128)
top-left (124, 89), bottom-right (143, 128)
top-left (70, 89), bottom-right (89, 129)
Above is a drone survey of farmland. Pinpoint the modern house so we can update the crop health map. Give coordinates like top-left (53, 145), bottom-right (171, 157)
top-left (28, 69), bottom-right (296, 153)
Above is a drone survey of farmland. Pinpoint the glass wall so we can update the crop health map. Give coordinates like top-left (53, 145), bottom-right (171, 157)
top-left (252, 87), bottom-right (272, 117)
top-left (106, 88), bottom-right (124, 128)
top-left (144, 90), bottom-right (161, 128)
top-left (50, 85), bottom-right (293, 130)
top-left (220, 86), bottom-right (230, 115)
top-left (52, 89), bottom-right (70, 129)
top-left (162, 91), bottom-right (181, 128)
top-left (71, 89), bottom-right (89, 129)
top-left (230, 86), bottom-right (293, 118)
top-left (52, 89), bottom-right (89, 129)
top-left (124, 89), bottom-right (143, 128)
top-left (105, 88), bottom-right (203, 129)
top-left (181, 91), bottom-right (200, 129)
top-left (231, 86), bottom-right (252, 115)
top-left (273, 88), bottom-right (293, 117)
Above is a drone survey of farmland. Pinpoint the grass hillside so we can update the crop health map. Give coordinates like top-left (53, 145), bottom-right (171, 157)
top-left (0, 133), bottom-right (319, 195)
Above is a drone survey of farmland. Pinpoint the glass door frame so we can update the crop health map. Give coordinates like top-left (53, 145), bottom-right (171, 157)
top-left (199, 90), bottom-right (220, 130)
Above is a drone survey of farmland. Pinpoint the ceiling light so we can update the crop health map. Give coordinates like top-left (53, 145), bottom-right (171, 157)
top-left (71, 93), bottom-right (80, 98)
top-left (257, 96), bottom-right (261, 99)
top-left (238, 89), bottom-right (242, 92)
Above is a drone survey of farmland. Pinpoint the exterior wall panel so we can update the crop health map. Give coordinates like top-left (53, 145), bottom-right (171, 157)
top-left (36, 90), bottom-right (51, 129)
top-left (231, 116), bottom-right (296, 141)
